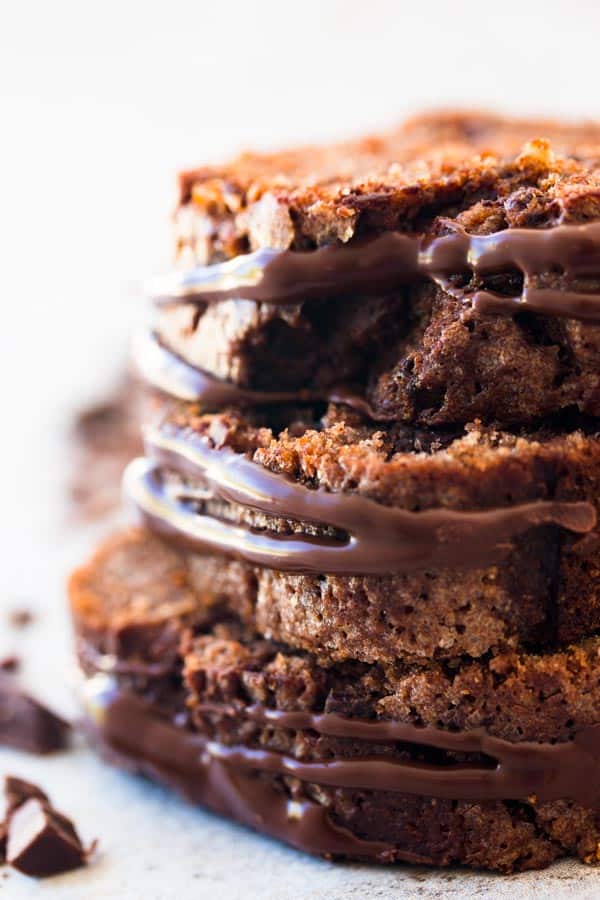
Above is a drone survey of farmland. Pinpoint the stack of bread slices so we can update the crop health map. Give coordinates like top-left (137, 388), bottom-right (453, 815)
top-left (69, 111), bottom-right (600, 872)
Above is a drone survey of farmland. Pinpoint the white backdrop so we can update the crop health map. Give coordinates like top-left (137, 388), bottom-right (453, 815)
top-left (2, 0), bottom-right (600, 426)
top-left (1, 2), bottom-right (600, 896)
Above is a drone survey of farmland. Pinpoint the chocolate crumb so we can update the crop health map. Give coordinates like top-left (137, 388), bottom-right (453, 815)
top-left (0, 674), bottom-right (71, 754)
top-left (0, 656), bottom-right (19, 673)
top-left (8, 610), bottom-right (34, 629)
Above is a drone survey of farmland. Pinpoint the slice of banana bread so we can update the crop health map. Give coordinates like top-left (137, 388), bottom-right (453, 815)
top-left (109, 401), bottom-right (600, 664)
top-left (142, 112), bottom-right (600, 428)
top-left (71, 561), bottom-right (600, 873)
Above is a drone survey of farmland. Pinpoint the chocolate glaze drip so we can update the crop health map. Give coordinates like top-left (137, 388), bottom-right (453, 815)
top-left (238, 705), bottom-right (600, 807)
top-left (133, 330), bottom-right (390, 419)
top-left (207, 732), bottom-right (600, 807)
top-left (123, 426), bottom-right (596, 575)
top-left (83, 679), bottom-right (398, 862)
top-left (146, 222), bottom-right (600, 322)
top-left (82, 678), bottom-right (600, 862)
top-left (473, 287), bottom-right (600, 320)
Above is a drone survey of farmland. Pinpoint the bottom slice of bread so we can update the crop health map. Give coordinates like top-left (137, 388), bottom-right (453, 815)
top-left (70, 528), bottom-right (600, 873)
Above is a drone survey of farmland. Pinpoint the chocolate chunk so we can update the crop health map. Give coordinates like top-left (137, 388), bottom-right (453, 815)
top-left (1, 778), bottom-right (94, 879)
top-left (0, 675), bottom-right (71, 754)
top-left (6, 799), bottom-right (86, 878)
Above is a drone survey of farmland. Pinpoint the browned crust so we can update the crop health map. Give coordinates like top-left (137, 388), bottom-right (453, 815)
top-left (161, 112), bottom-right (600, 429)
top-left (175, 111), bottom-right (600, 263)
top-left (167, 406), bottom-right (600, 513)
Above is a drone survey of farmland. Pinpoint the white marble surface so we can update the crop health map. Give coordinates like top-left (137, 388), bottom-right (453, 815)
top-left (2, 1), bottom-right (600, 895)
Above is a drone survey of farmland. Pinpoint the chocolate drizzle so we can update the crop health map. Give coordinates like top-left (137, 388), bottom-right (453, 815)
top-left (147, 221), bottom-right (600, 322)
top-left (84, 680), bottom-right (397, 862)
top-left (123, 426), bottom-right (596, 575)
top-left (238, 705), bottom-right (600, 807)
top-left (132, 330), bottom-right (387, 418)
top-left (134, 222), bottom-right (600, 575)
top-left (91, 215), bottom-right (600, 857)
top-left (82, 678), bottom-right (600, 861)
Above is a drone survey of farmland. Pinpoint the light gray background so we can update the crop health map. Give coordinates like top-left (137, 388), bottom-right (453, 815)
top-left (1, 1), bottom-right (600, 896)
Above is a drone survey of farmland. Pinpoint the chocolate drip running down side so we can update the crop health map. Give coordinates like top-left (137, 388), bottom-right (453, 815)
top-left (81, 678), bottom-right (600, 866)
top-left (146, 222), bottom-right (600, 322)
top-left (132, 330), bottom-right (388, 419)
top-left (83, 679), bottom-right (397, 863)
top-left (122, 426), bottom-right (596, 575)
top-left (208, 705), bottom-right (600, 808)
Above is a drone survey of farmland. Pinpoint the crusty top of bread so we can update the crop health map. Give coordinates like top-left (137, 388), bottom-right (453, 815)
top-left (176, 111), bottom-right (600, 260)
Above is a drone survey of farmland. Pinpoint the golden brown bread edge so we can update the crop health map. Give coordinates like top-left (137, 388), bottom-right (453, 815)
top-left (175, 111), bottom-right (600, 262)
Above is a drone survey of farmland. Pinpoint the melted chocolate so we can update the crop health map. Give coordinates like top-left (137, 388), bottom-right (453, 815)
top-left (473, 287), bottom-right (600, 320)
top-left (147, 222), bottom-right (600, 322)
top-left (82, 678), bottom-right (600, 863)
top-left (84, 679), bottom-right (398, 862)
top-left (133, 330), bottom-right (388, 418)
top-left (123, 426), bottom-right (596, 575)
top-left (238, 705), bottom-right (600, 807)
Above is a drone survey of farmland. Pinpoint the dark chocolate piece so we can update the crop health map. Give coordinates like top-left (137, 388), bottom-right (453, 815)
top-left (0, 675), bottom-right (71, 754)
top-left (0, 777), bottom-right (46, 863)
top-left (6, 799), bottom-right (86, 878)
top-left (1, 777), bottom-right (91, 878)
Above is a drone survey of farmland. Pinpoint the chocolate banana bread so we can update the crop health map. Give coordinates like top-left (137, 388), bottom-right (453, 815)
top-left (71, 555), bottom-right (600, 873)
top-left (70, 110), bottom-right (600, 874)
